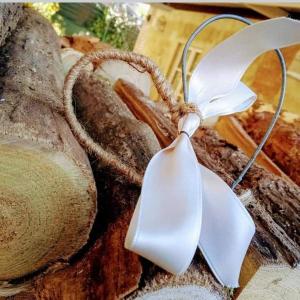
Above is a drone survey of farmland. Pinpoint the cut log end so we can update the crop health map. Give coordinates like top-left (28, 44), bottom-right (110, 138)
top-left (126, 261), bottom-right (227, 300)
top-left (0, 141), bottom-right (96, 280)
top-left (130, 285), bottom-right (223, 300)
top-left (237, 265), bottom-right (300, 300)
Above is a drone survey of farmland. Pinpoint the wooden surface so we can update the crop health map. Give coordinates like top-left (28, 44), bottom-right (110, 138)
top-left (0, 4), bottom-right (23, 47)
top-left (215, 116), bottom-right (292, 183)
top-left (3, 65), bottom-right (299, 300)
top-left (1, 5), bottom-right (299, 299)
top-left (3, 70), bottom-right (160, 299)
top-left (237, 106), bottom-right (300, 186)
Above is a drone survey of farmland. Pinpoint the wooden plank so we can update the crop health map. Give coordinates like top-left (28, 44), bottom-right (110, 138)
top-left (244, 4), bottom-right (289, 18)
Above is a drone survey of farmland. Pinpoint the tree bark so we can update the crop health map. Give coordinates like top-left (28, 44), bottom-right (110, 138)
top-left (236, 104), bottom-right (300, 186)
top-left (0, 4), bottom-right (23, 47)
top-left (215, 116), bottom-right (292, 182)
top-left (0, 7), bottom-right (96, 288)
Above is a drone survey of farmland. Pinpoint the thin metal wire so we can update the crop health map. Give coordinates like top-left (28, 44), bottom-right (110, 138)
top-left (181, 14), bottom-right (287, 190)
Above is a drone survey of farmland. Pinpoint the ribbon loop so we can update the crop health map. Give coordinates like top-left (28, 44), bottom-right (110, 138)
top-left (189, 17), bottom-right (300, 117)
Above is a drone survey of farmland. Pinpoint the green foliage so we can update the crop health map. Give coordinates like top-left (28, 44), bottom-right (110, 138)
top-left (27, 2), bottom-right (59, 19)
top-left (29, 3), bottom-right (140, 51)
top-left (51, 13), bottom-right (89, 36)
top-left (27, 3), bottom-right (63, 34)
top-left (86, 6), bottom-right (139, 51)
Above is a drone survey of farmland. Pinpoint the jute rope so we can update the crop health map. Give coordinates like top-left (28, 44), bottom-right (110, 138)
top-left (63, 49), bottom-right (201, 186)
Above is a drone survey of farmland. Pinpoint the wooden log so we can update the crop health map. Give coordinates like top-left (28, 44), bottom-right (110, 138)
top-left (215, 116), bottom-right (292, 183)
top-left (0, 7), bottom-right (96, 287)
top-left (8, 70), bottom-right (228, 299)
top-left (0, 4), bottom-right (23, 47)
top-left (60, 35), bottom-right (111, 54)
top-left (114, 79), bottom-right (300, 299)
top-left (59, 44), bottom-right (152, 96)
top-left (5, 210), bottom-right (141, 300)
top-left (3, 68), bottom-right (161, 299)
top-left (237, 104), bottom-right (300, 186)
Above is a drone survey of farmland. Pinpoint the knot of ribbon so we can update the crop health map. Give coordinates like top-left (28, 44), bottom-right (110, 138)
top-left (171, 102), bottom-right (203, 126)
top-left (125, 16), bottom-right (300, 288)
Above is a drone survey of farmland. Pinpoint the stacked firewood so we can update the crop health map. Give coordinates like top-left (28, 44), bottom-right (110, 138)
top-left (0, 5), bottom-right (299, 300)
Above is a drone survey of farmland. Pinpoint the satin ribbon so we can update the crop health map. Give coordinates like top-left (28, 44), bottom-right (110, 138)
top-left (125, 17), bottom-right (300, 287)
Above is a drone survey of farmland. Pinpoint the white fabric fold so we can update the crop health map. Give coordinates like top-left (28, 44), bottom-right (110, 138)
top-left (126, 17), bottom-right (300, 288)
top-left (125, 133), bottom-right (202, 274)
top-left (199, 165), bottom-right (255, 287)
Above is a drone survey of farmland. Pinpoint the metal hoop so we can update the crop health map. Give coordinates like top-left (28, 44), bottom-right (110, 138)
top-left (181, 14), bottom-right (287, 190)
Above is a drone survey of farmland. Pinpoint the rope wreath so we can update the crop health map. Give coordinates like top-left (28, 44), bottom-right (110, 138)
top-left (63, 49), bottom-right (201, 186)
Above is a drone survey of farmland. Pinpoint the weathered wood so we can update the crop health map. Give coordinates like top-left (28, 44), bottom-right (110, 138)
top-left (237, 104), bottom-right (300, 186)
top-left (60, 35), bottom-right (111, 54)
top-left (114, 79), bottom-right (300, 299)
top-left (95, 61), bottom-right (152, 97)
top-left (6, 211), bottom-right (141, 300)
top-left (60, 39), bottom-right (152, 96)
top-left (215, 116), bottom-right (292, 182)
top-left (0, 8), bottom-right (96, 285)
top-left (3, 70), bottom-right (160, 299)
top-left (73, 72), bottom-right (160, 181)
top-left (0, 4), bottom-right (23, 47)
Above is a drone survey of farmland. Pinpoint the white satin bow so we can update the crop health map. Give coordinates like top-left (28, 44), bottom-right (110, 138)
top-left (125, 17), bottom-right (300, 288)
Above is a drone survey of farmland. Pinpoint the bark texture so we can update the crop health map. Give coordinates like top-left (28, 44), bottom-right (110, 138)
top-left (0, 4), bottom-right (23, 47)
top-left (215, 116), bottom-right (292, 182)
top-left (237, 105), bottom-right (300, 186)
top-left (0, 8), bottom-right (96, 284)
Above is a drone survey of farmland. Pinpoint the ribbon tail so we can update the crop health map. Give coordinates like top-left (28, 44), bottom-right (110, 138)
top-left (198, 164), bottom-right (255, 288)
top-left (125, 133), bottom-right (202, 274)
